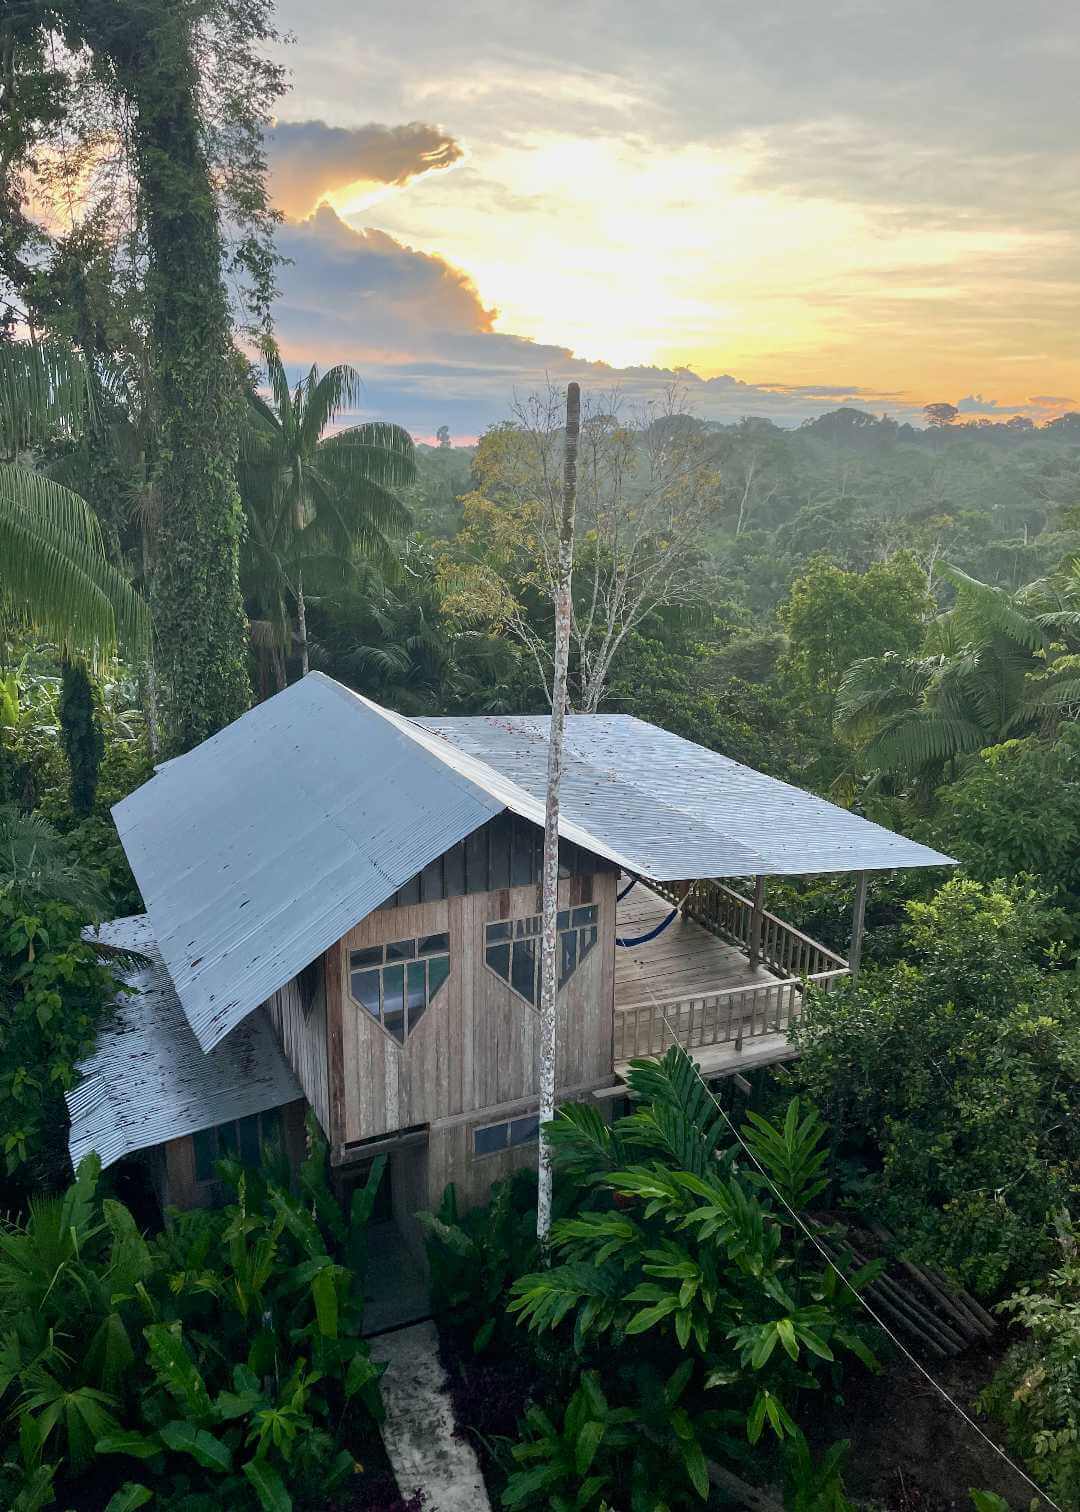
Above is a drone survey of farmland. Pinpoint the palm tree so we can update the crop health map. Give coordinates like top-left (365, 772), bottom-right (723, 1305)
top-left (1, 343), bottom-right (149, 664)
top-left (240, 346), bottom-right (415, 683)
top-left (836, 563), bottom-right (1080, 796)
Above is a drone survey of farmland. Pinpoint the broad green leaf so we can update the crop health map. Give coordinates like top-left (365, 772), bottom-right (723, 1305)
top-left (157, 1420), bottom-right (232, 1472)
top-left (96, 1432), bottom-right (161, 1460)
top-left (104, 1484), bottom-right (153, 1512)
top-left (242, 1457), bottom-right (293, 1511)
top-left (311, 1266), bottom-right (338, 1338)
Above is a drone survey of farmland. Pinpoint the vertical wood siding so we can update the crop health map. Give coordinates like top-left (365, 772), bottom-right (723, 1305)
top-left (265, 972), bottom-right (331, 1134)
top-left (339, 871), bottom-right (617, 1144)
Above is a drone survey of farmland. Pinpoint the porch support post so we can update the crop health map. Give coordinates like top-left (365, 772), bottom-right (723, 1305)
top-left (849, 870), bottom-right (869, 983)
top-left (749, 875), bottom-right (766, 970)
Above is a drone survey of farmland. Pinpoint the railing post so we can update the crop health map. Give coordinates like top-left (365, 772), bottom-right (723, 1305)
top-left (849, 870), bottom-right (869, 983)
top-left (749, 875), bottom-right (765, 970)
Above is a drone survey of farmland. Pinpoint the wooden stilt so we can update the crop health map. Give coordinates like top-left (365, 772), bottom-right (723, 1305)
top-left (749, 875), bottom-right (765, 969)
top-left (849, 870), bottom-right (869, 982)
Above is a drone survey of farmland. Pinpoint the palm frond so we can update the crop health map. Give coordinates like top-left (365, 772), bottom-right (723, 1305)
top-left (298, 366), bottom-right (364, 454)
top-left (866, 711), bottom-right (988, 772)
top-left (0, 342), bottom-right (94, 458)
top-left (937, 562), bottom-right (1046, 654)
top-left (1, 466), bottom-right (150, 662)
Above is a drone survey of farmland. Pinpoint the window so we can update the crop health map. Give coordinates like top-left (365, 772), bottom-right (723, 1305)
top-left (349, 933), bottom-right (450, 1043)
top-left (193, 1108), bottom-right (282, 1184)
top-left (473, 1111), bottom-right (541, 1158)
top-left (484, 906), bottom-right (598, 1006)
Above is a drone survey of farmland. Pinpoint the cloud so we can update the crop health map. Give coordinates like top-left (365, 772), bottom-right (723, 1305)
top-left (273, 207), bottom-right (929, 437)
top-left (1029, 394), bottom-right (1076, 407)
top-left (265, 120), bottom-right (463, 218)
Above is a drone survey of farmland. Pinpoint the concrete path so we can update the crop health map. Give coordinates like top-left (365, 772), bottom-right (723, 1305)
top-left (371, 1321), bottom-right (491, 1512)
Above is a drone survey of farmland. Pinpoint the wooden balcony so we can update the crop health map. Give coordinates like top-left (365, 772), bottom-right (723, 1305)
top-left (612, 878), bottom-right (849, 1079)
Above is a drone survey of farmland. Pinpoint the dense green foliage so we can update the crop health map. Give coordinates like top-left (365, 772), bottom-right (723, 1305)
top-left (0, 875), bottom-right (115, 1191)
top-left (788, 879), bottom-right (1080, 1295)
top-left (425, 1048), bottom-right (878, 1511)
top-left (0, 1129), bottom-right (388, 1511)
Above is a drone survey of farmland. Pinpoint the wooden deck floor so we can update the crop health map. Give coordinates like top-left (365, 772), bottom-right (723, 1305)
top-left (614, 882), bottom-right (772, 1011)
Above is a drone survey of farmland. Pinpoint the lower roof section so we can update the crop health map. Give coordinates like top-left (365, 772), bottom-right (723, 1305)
top-left (67, 915), bottom-right (302, 1172)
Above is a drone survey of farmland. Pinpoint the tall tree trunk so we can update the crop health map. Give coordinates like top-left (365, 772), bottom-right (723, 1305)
top-left (79, 1), bottom-right (250, 755)
top-left (537, 381), bottom-right (581, 1248)
top-left (296, 571), bottom-right (310, 677)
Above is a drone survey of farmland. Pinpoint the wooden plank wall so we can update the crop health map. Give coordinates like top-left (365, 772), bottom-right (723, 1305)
top-left (265, 971), bottom-right (331, 1135)
top-left (339, 871), bottom-right (618, 1144)
top-left (377, 811), bottom-right (618, 911)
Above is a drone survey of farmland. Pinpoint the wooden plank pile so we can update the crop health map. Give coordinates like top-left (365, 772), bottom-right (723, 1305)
top-left (822, 1219), bottom-right (997, 1359)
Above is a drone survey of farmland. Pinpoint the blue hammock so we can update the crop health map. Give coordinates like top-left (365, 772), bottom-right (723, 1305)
top-left (616, 876), bottom-right (638, 901)
top-left (616, 908), bottom-right (679, 948)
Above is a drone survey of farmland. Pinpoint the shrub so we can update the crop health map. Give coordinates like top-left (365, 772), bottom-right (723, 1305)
top-left (0, 1125), bottom-right (389, 1511)
top-left (787, 877), bottom-right (1080, 1294)
top-left (979, 1218), bottom-right (1080, 1509)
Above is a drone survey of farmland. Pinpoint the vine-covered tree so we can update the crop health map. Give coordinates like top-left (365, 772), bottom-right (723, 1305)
top-left (1, 0), bottom-right (285, 753)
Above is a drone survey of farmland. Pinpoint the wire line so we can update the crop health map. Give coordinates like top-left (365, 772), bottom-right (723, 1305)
top-left (647, 1001), bottom-right (1061, 1511)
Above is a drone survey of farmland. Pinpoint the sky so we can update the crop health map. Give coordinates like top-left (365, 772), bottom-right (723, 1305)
top-left (266, 0), bottom-right (1080, 441)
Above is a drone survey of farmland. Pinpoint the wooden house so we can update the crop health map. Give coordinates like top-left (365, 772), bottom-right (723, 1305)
top-left (68, 673), bottom-right (951, 1239)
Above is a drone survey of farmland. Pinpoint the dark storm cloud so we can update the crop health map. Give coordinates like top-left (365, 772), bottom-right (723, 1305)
top-left (265, 120), bottom-right (463, 217)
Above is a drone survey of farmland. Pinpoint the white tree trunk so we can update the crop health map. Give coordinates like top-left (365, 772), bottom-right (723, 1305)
top-left (296, 571), bottom-right (310, 677)
top-left (537, 381), bottom-right (581, 1248)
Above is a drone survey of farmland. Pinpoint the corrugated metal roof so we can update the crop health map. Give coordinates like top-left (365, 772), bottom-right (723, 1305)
top-left (112, 674), bottom-right (952, 1057)
top-left (112, 673), bottom-right (507, 1052)
top-left (67, 915), bottom-right (302, 1171)
top-left (414, 712), bottom-right (955, 878)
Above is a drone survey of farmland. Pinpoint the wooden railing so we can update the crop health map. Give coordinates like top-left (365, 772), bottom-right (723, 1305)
top-left (614, 969), bottom-right (847, 1063)
top-left (617, 878), bottom-right (850, 1066)
top-left (652, 878), bottom-right (848, 981)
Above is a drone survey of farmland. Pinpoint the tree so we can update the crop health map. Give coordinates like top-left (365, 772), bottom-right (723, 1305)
top-left (836, 563), bottom-right (1080, 793)
top-left (789, 877), bottom-right (1080, 1294)
top-left (537, 382), bottom-right (579, 1247)
top-left (923, 402), bottom-right (959, 429)
top-left (240, 345), bottom-right (415, 682)
top-left (436, 424), bottom-right (451, 449)
top-left (2, 0), bottom-right (287, 754)
top-left (777, 551), bottom-right (930, 724)
top-left (1, 343), bottom-right (148, 663)
top-left (58, 659), bottom-right (104, 816)
top-left (440, 387), bottom-right (723, 712)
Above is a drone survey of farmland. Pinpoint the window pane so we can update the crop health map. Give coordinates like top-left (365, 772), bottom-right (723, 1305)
top-left (474, 1122), bottom-right (508, 1156)
top-left (407, 961), bottom-right (427, 1033)
top-left (418, 932), bottom-right (450, 956)
top-left (580, 925), bottom-right (598, 959)
top-left (560, 929), bottom-right (577, 986)
top-left (572, 905), bottom-right (598, 928)
top-left (352, 970), bottom-right (381, 1018)
top-left (382, 962), bottom-right (404, 1017)
top-left (486, 942), bottom-right (511, 981)
top-left (486, 920), bottom-right (512, 942)
top-left (511, 937), bottom-right (537, 1004)
top-left (383, 1002), bottom-right (405, 1043)
top-left (193, 1127), bottom-right (218, 1183)
top-left (385, 938), bottom-right (416, 961)
top-left (510, 1114), bottom-right (540, 1147)
top-left (427, 954), bottom-right (450, 1000)
top-left (237, 1113), bottom-right (260, 1166)
top-left (350, 945), bottom-right (383, 969)
top-left (556, 909), bottom-right (570, 931)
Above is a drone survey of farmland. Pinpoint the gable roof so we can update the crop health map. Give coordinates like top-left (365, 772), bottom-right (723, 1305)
top-left (67, 916), bottom-right (302, 1171)
top-left (113, 673), bottom-right (952, 1055)
top-left (415, 712), bottom-right (955, 880)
